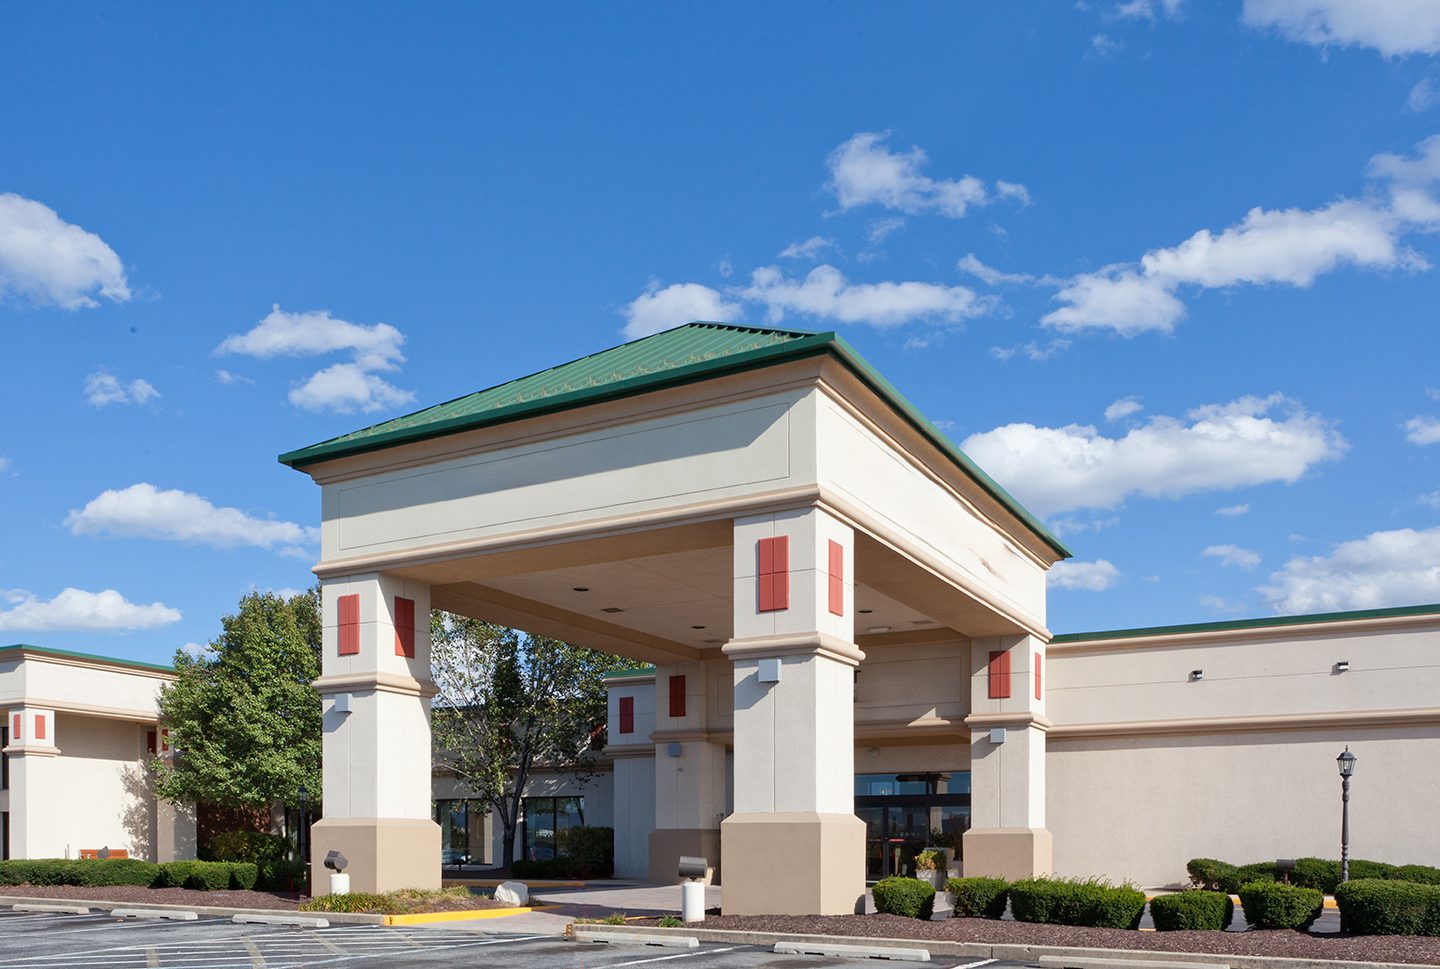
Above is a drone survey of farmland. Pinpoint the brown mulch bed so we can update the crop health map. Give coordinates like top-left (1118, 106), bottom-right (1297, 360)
top-left (631, 913), bottom-right (1440, 966)
top-left (0, 884), bottom-right (306, 910)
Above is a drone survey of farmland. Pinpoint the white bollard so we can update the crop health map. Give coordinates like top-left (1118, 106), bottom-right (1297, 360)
top-left (682, 880), bottom-right (705, 923)
top-left (329, 872), bottom-right (350, 896)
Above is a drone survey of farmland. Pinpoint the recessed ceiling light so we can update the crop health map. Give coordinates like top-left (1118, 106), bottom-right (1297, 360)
top-left (867, 625), bottom-right (892, 634)
top-left (601, 607), bottom-right (625, 614)
top-left (858, 608), bottom-right (873, 614)
top-left (573, 587), bottom-right (590, 593)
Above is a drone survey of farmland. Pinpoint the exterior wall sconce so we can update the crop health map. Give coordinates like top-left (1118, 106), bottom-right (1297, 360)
top-left (1189, 670), bottom-right (1205, 681)
top-left (333, 692), bottom-right (353, 714)
top-left (667, 742), bottom-right (682, 757)
top-left (1334, 661), bottom-right (1351, 673)
top-left (989, 727), bottom-right (1007, 744)
top-left (758, 658), bottom-right (781, 683)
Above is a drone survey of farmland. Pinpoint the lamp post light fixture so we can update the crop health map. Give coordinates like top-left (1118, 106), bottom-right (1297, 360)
top-left (1337, 747), bottom-right (1357, 883)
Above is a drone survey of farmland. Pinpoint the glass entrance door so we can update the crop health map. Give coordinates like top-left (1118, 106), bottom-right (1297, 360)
top-left (855, 772), bottom-right (972, 882)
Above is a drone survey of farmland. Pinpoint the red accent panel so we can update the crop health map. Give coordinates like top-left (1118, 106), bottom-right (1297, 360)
top-left (756, 536), bottom-right (790, 612)
top-left (668, 675), bottom-right (686, 718)
top-left (338, 594), bottom-right (361, 656)
top-left (828, 540), bottom-right (844, 616)
top-left (1035, 653), bottom-right (1043, 701)
top-left (33, 714), bottom-right (45, 741)
top-left (394, 596), bottom-right (416, 658)
top-left (988, 649), bottom-right (1012, 699)
top-left (619, 696), bottom-right (635, 735)
top-left (11, 713), bottom-right (19, 741)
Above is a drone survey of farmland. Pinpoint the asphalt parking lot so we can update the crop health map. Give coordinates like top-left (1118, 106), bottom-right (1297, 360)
top-left (0, 908), bottom-right (1029, 969)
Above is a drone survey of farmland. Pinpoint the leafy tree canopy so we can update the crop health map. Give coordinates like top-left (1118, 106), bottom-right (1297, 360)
top-left (154, 589), bottom-right (322, 809)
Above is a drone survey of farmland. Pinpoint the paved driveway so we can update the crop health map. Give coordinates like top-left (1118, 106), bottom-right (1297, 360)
top-left (0, 909), bottom-right (1028, 969)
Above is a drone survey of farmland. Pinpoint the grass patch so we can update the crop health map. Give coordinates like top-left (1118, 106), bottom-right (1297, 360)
top-left (299, 887), bottom-right (480, 915)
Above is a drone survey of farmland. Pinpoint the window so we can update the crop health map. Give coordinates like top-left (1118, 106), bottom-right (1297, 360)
top-left (522, 796), bottom-right (585, 861)
top-left (433, 799), bottom-right (487, 867)
top-left (1, 723), bottom-right (7, 790)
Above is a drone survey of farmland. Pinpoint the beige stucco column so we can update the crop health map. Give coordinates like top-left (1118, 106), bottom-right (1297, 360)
top-left (720, 508), bottom-right (866, 916)
top-left (963, 634), bottom-right (1052, 878)
top-left (4, 707), bottom-right (58, 858)
top-left (311, 572), bottom-right (440, 893)
top-left (649, 659), bottom-right (727, 884)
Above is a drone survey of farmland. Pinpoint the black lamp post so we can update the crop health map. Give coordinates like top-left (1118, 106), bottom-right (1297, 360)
top-left (1337, 747), bottom-right (1357, 883)
top-left (298, 784), bottom-right (310, 869)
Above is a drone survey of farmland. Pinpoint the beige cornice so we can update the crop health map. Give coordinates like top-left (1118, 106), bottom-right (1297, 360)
top-left (7, 651), bottom-right (174, 682)
top-left (964, 711), bottom-right (1053, 732)
top-left (312, 671), bottom-right (439, 698)
top-left (722, 631), bottom-right (865, 667)
top-left (1049, 612), bottom-right (1440, 655)
top-left (602, 742), bottom-right (656, 758)
top-left (2, 744), bottom-right (61, 757)
top-left (854, 716), bottom-right (969, 742)
top-left (6, 698), bottom-right (158, 724)
top-left (1049, 707), bottom-right (1440, 740)
top-left (649, 728), bottom-right (730, 744)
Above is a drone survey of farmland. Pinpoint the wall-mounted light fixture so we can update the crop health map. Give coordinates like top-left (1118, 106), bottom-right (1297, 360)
top-left (333, 692), bottom-right (353, 715)
top-left (667, 742), bottom-right (682, 758)
top-left (1334, 661), bottom-right (1351, 674)
top-left (758, 658), bottom-right (781, 683)
top-left (1189, 669), bottom-right (1205, 682)
top-left (989, 727), bottom-right (1007, 745)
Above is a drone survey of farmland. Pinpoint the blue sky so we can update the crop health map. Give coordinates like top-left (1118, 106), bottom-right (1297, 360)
top-left (2, 1), bottom-right (1438, 666)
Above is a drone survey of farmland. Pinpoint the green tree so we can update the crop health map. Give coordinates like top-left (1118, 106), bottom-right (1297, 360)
top-left (153, 590), bottom-right (322, 810)
top-left (430, 612), bottom-right (632, 871)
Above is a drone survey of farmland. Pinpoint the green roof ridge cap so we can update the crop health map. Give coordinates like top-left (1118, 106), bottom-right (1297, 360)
top-left (0, 643), bottom-right (175, 673)
top-left (1050, 601), bottom-right (1440, 644)
top-left (602, 666), bottom-right (656, 679)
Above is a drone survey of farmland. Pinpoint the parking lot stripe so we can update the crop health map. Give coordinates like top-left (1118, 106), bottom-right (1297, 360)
top-left (605, 945), bottom-right (744, 967)
top-left (242, 937), bottom-right (267, 968)
top-left (949, 961), bottom-right (996, 969)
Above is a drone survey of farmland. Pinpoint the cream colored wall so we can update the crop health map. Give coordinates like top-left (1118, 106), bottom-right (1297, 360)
top-left (0, 656), bottom-right (167, 721)
top-left (38, 714), bottom-right (151, 859)
top-left (855, 638), bottom-right (968, 729)
top-left (1049, 726), bottom-right (1440, 888)
top-left (612, 755), bottom-right (656, 878)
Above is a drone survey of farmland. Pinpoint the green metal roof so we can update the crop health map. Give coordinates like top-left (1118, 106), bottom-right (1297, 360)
top-left (602, 666), bottom-right (657, 680)
top-left (0, 643), bottom-right (175, 674)
top-left (1050, 602), bottom-right (1440, 645)
top-left (279, 322), bottom-right (1070, 558)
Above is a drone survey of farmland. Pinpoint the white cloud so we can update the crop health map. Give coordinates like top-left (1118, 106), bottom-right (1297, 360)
top-left (1428, 387), bottom-right (1440, 402)
top-left (995, 181), bottom-right (1032, 207)
top-left (1089, 34), bottom-right (1126, 59)
top-left (1199, 593), bottom-right (1248, 615)
top-left (84, 371), bottom-right (160, 408)
top-left (1104, 396), bottom-right (1144, 422)
top-left (717, 258), bottom-right (734, 279)
top-left (961, 393), bottom-right (1346, 516)
top-left (1421, 490), bottom-right (1440, 509)
top-left (1261, 525), bottom-right (1440, 613)
top-left (0, 457), bottom-right (8, 475)
top-left (0, 193), bottom-right (130, 310)
top-left (990, 338), bottom-right (1071, 361)
top-left (1048, 559), bottom-right (1121, 591)
top-left (1404, 415), bottom-right (1440, 445)
top-left (214, 369), bottom-right (253, 386)
top-left (180, 641), bottom-right (211, 660)
top-left (743, 264), bottom-right (992, 328)
top-left (621, 281), bottom-right (742, 339)
top-left (958, 254), bottom-right (1037, 287)
top-left (216, 305), bottom-right (414, 414)
top-left (66, 483), bottom-right (319, 555)
top-left (0, 588), bottom-right (180, 632)
top-left (1203, 544), bottom-right (1262, 569)
top-left (1047, 514), bottom-right (1120, 538)
top-left (1117, 0), bottom-right (1183, 18)
top-left (1410, 77), bottom-right (1439, 112)
top-left (867, 218), bottom-right (907, 244)
top-left (826, 132), bottom-right (1026, 219)
top-left (778, 236), bottom-right (837, 260)
top-left (1216, 503), bottom-right (1251, 517)
top-left (1243, 0), bottom-right (1440, 56)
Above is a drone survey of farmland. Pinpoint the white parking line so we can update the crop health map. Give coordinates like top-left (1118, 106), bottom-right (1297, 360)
top-left (948, 961), bottom-right (996, 969)
top-left (605, 946), bottom-right (743, 967)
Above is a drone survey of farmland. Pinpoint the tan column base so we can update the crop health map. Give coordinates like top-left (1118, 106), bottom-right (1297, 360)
top-left (720, 812), bottom-right (865, 915)
top-left (310, 817), bottom-right (441, 895)
top-left (648, 828), bottom-right (722, 885)
top-left (962, 827), bottom-right (1052, 880)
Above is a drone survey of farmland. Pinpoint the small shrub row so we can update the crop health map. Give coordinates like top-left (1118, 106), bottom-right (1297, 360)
top-left (299, 887), bottom-right (476, 915)
top-left (1238, 882), bottom-right (1324, 930)
top-left (204, 830), bottom-right (291, 865)
top-left (1010, 876), bottom-right (1146, 929)
top-left (1150, 890), bottom-right (1234, 931)
top-left (945, 876), bottom-right (1009, 919)
top-left (1188, 856), bottom-right (1440, 895)
top-left (871, 876), bottom-right (935, 918)
top-left (0, 858), bottom-right (257, 891)
top-left (1336, 879), bottom-right (1440, 936)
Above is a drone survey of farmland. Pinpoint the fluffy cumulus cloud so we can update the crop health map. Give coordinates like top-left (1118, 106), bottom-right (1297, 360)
top-left (1045, 135), bottom-right (1440, 335)
top-left (1047, 559), bottom-right (1121, 591)
top-left (0, 587), bottom-right (180, 632)
top-left (84, 371), bottom-right (160, 408)
top-left (66, 483), bottom-right (319, 556)
top-left (1203, 544), bottom-right (1262, 569)
top-left (0, 193), bottom-right (130, 310)
top-left (621, 281), bottom-right (742, 339)
top-left (216, 305), bottom-right (414, 413)
top-left (742, 265), bottom-right (993, 328)
top-left (1243, 0), bottom-right (1440, 56)
top-left (778, 236), bottom-right (837, 261)
top-left (1261, 525), bottom-right (1440, 613)
top-left (961, 394), bottom-right (1346, 517)
top-left (826, 132), bottom-right (1027, 220)
top-left (1404, 415), bottom-right (1440, 445)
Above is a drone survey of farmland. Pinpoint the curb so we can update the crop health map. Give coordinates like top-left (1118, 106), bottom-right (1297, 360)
top-left (568, 922), bottom-right (1440, 969)
top-left (0, 895), bottom-right (387, 925)
top-left (384, 906), bottom-right (551, 926)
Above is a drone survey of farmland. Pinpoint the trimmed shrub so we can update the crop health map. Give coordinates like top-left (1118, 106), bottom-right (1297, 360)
top-left (1150, 890), bottom-right (1234, 931)
top-left (183, 861), bottom-right (233, 891)
top-left (1010, 877), bottom-right (1146, 929)
top-left (72, 859), bottom-right (161, 887)
top-left (1336, 879), bottom-right (1440, 936)
top-left (1290, 857), bottom-right (1342, 893)
top-left (1187, 858), bottom-right (1236, 892)
top-left (1221, 862), bottom-right (1278, 895)
top-left (1395, 865), bottom-right (1440, 886)
top-left (555, 826), bottom-right (615, 878)
top-left (153, 861), bottom-right (195, 888)
top-left (872, 876), bottom-right (936, 919)
top-left (1238, 881), bottom-right (1323, 930)
top-left (1350, 859), bottom-right (1399, 882)
top-left (946, 876), bottom-right (1009, 919)
top-left (228, 862), bottom-right (259, 891)
top-left (257, 858), bottom-right (309, 892)
top-left (205, 831), bottom-right (290, 865)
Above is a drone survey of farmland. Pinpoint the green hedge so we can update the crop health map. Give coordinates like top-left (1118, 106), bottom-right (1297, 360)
top-left (1335, 879), bottom-right (1440, 936)
top-left (555, 826), bottom-right (615, 878)
top-left (257, 858), bottom-right (309, 892)
top-left (1010, 877), bottom-right (1146, 929)
top-left (1238, 881), bottom-right (1323, 930)
top-left (0, 858), bottom-right (258, 892)
top-left (1150, 890), bottom-right (1234, 931)
top-left (872, 876), bottom-right (936, 919)
top-left (1189, 856), bottom-right (1440, 894)
top-left (1395, 865), bottom-right (1440, 886)
top-left (945, 876), bottom-right (1009, 919)
top-left (204, 831), bottom-right (290, 864)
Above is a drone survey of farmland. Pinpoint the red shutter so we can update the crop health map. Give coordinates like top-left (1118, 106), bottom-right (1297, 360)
top-left (1035, 652), bottom-right (1043, 700)
top-left (988, 649), bottom-right (1012, 699)
top-left (668, 675), bottom-right (686, 718)
top-left (619, 696), bottom-right (635, 735)
top-left (757, 536), bottom-right (790, 612)
top-left (394, 596), bottom-right (416, 658)
top-left (828, 540), bottom-right (844, 617)
top-left (338, 594), bottom-right (361, 656)
top-left (33, 715), bottom-right (45, 741)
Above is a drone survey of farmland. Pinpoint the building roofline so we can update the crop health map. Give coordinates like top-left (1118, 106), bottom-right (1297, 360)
top-left (0, 643), bottom-right (175, 675)
top-left (602, 666), bottom-right (656, 681)
top-left (1049, 602), bottom-right (1440, 645)
top-left (278, 323), bottom-right (1070, 559)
